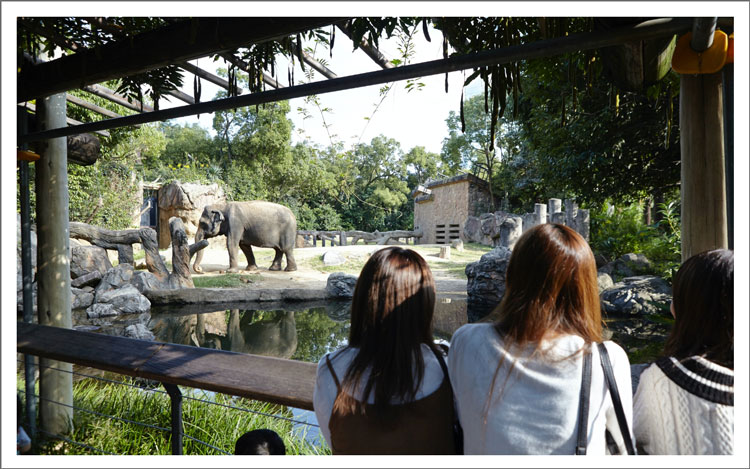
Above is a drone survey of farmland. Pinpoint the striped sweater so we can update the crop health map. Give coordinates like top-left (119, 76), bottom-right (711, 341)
top-left (633, 356), bottom-right (733, 454)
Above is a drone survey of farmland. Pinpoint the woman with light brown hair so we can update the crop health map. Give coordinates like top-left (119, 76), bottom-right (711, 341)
top-left (313, 246), bottom-right (458, 454)
top-left (633, 249), bottom-right (733, 454)
top-left (449, 223), bottom-right (634, 454)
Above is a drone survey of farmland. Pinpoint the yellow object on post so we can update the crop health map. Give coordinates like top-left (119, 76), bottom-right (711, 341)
top-left (17, 149), bottom-right (40, 162)
top-left (671, 30), bottom-right (729, 74)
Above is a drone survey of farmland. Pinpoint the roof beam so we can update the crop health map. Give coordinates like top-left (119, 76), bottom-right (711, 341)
top-left (18, 17), bottom-right (344, 102)
top-left (20, 17), bottom-right (700, 144)
top-left (336, 22), bottom-right (394, 69)
top-left (179, 61), bottom-right (243, 95)
top-left (20, 102), bottom-right (110, 137)
top-left (82, 84), bottom-right (154, 113)
top-left (290, 41), bottom-right (339, 79)
top-left (66, 94), bottom-right (122, 119)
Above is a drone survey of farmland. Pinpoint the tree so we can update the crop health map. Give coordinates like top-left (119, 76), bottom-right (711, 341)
top-left (403, 146), bottom-right (444, 187)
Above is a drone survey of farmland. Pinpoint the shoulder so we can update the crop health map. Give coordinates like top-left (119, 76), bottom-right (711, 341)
top-left (451, 322), bottom-right (497, 346)
top-left (599, 340), bottom-right (631, 368)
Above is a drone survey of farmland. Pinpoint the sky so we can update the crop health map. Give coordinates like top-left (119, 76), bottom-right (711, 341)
top-left (3, 3), bottom-right (750, 467)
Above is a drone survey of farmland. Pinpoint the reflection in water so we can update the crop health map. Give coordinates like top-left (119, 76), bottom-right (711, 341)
top-left (73, 296), bottom-right (477, 364)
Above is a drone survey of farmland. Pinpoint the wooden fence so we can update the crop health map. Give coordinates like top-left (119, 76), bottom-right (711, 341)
top-left (297, 229), bottom-right (423, 247)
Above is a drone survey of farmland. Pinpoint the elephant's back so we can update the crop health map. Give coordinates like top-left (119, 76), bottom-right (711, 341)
top-left (231, 201), bottom-right (297, 247)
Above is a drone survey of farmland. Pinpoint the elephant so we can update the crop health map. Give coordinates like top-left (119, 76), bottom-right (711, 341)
top-left (192, 201), bottom-right (298, 273)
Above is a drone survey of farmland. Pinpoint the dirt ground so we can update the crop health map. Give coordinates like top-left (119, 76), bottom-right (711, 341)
top-left (159, 244), bottom-right (471, 294)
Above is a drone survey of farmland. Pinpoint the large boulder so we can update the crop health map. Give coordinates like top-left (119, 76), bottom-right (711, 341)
top-left (157, 182), bottom-right (226, 249)
top-left (70, 245), bottom-right (112, 279)
top-left (71, 287), bottom-right (95, 310)
top-left (95, 284), bottom-right (151, 315)
top-left (322, 251), bottom-right (346, 267)
top-left (131, 270), bottom-right (164, 293)
top-left (326, 272), bottom-right (358, 298)
top-left (86, 303), bottom-right (118, 319)
top-left (599, 253), bottom-right (652, 280)
top-left (71, 270), bottom-right (103, 289)
top-left (95, 264), bottom-right (135, 295)
top-left (466, 246), bottom-right (512, 311)
top-left (597, 272), bottom-right (614, 293)
top-left (601, 275), bottom-right (672, 316)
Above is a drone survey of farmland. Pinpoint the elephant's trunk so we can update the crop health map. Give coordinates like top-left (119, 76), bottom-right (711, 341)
top-left (193, 227), bottom-right (206, 273)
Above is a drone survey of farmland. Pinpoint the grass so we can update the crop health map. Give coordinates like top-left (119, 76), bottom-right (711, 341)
top-left (19, 375), bottom-right (328, 456)
top-left (192, 273), bottom-right (263, 288)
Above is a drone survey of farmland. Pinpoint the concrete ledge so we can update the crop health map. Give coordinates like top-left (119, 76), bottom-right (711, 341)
top-left (144, 287), bottom-right (330, 305)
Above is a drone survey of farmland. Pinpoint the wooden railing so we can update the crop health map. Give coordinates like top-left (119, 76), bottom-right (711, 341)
top-left (298, 228), bottom-right (423, 247)
top-left (17, 322), bottom-right (316, 410)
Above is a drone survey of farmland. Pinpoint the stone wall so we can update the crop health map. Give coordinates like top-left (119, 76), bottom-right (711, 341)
top-left (464, 198), bottom-right (590, 249)
top-left (157, 182), bottom-right (226, 249)
top-left (413, 174), bottom-right (500, 245)
top-left (415, 181), bottom-right (468, 244)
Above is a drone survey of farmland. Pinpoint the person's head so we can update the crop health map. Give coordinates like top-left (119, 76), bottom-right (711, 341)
top-left (336, 246), bottom-right (437, 413)
top-left (234, 429), bottom-right (286, 455)
top-left (664, 249), bottom-right (733, 368)
top-left (494, 223), bottom-right (602, 346)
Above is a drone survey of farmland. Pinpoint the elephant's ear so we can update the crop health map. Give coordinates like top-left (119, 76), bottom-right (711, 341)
top-left (211, 209), bottom-right (225, 228)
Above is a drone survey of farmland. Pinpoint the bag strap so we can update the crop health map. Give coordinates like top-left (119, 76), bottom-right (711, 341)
top-left (597, 343), bottom-right (636, 455)
top-left (325, 354), bottom-right (342, 392)
top-left (576, 347), bottom-right (592, 455)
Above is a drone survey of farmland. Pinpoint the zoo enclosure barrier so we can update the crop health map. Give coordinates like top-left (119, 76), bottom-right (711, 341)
top-left (297, 228), bottom-right (423, 247)
top-left (17, 322), bottom-right (318, 455)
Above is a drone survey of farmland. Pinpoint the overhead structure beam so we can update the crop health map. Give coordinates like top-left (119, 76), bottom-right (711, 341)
top-left (82, 84), bottom-right (154, 113)
top-left (290, 41), bottom-right (339, 79)
top-left (337, 22), bottom-right (394, 69)
top-left (65, 94), bottom-right (122, 119)
top-left (218, 52), bottom-right (283, 90)
top-left (20, 17), bottom-right (700, 144)
top-left (18, 17), bottom-right (344, 102)
top-left (179, 61), bottom-right (243, 95)
top-left (20, 102), bottom-right (111, 137)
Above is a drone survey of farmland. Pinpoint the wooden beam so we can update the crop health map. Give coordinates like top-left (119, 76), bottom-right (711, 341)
top-left (20, 18), bottom-right (698, 144)
top-left (17, 322), bottom-right (317, 410)
top-left (219, 52), bottom-right (283, 90)
top-left (21, 102), bottom-right (111, 138)
top-left (337, 23), bottom-right (395, 69)
top-left (18, 17), bottom-right (344, 102)
top-left (82, 84), bottom-right (154, 113)
top-left (179, 61), bottom-right (243, 94)
top-left (66, 94), bottom-right (122, 119)
top-left (290, 40), bottom-right (339, 79)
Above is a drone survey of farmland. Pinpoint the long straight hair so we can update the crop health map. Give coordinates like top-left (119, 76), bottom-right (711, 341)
top-left (663, 249), bottom-right (733, 369)
top-left (480, 224), bottom-right (602, 446)
top-left (333, 247), bottom-right (439, 415)
top-left (494, 223), bottom-right (603, 347)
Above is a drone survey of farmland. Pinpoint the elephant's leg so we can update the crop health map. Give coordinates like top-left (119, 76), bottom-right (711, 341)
top-left (269, 248), bottom-right (284, 271)
top-left (239, 241), bottom-right (259, 271)
top-left (284, 249), bottom-right (298, 272)
top-left (226, 235), bottom-right (241, 273)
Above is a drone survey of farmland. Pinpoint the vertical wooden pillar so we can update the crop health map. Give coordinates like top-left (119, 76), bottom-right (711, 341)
top-left (36, 89), bottom-right (73, 436)
top-left (679, 72), bottom-right (727, 261)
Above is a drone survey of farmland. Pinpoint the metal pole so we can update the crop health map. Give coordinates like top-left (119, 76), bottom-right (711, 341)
top-left (19, 17), bottom-right (697, 144)
top-left (18, 108), bottom-right (37, 439)
top-left (163, 383), bottom-right (183, 455)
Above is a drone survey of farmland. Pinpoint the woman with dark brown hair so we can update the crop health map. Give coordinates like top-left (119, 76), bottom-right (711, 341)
top-left (633, 249), bottom-right (733, 454)
top-left (449, 223), bottom-right (633, 454)
top-left (313, 247), bottom-right (457, 454)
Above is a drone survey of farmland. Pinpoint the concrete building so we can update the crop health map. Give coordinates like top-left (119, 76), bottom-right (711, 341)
top-left (412, 174), bottom-right (499, 245)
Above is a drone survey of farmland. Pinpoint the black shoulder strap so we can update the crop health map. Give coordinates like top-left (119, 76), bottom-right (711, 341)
top-left (597, 343), bottom-right (637, 455)
top-left (576, 347), bottom-right (592, 455)
top-left (430, 346), bottom-right (450, 380)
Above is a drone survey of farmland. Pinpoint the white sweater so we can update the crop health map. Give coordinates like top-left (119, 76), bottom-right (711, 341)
top-left (448, 323), bottom-right (633, 455)
top-left (313, 345), bottom-right (446, 447)
top-left (633, 356), bottom-right (734, 455)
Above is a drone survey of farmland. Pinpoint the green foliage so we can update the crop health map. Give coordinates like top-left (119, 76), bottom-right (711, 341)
top-left (590, 199), bottom-right (682, 282)
top-left (292, 307), bottom-right (351, 363)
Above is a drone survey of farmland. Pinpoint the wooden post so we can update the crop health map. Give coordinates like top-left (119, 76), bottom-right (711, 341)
top-left (340, 230), bottom-right (347, 246)
top-left (35, 84), bottom-right (73, 435)
top-left (680, 72), bottom-right (727, 260)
